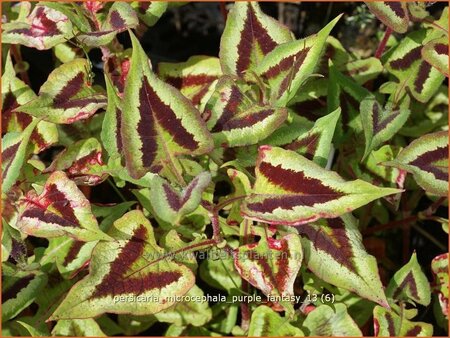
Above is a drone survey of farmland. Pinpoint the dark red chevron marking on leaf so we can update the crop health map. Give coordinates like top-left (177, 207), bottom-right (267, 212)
top-left (53, 73), bottom-right (84, 107)
top-left (2, 142), bottom-right (21, 180)
top-left (91, 224), bottom-right (182, 298)
top-left (139, 2), bottom-right (150, 14)
top-left (165, 75), bottom-right (218, 89)
top-left (386, 312), bottom-right (396, 336)
top-left (405, 326), bottom-right (422, 336)
top-left (414, 62), bottom-right (432, 94)
top-left (372, 102), bottom-right (399, 134)
top-left (384, 2), bottom-right (406, 18)
top-left (409, 145), bottom-right (448, 181)
top-left (269, 238), bottom-right (290, 290)
top-left (55, 97), bottom-right (107, 110)
top-left (138, 76), bottom-right (199, 167)
top-left (63, 241), bottom-right (85, 266)
top-left (389, 46), bottom-right (421, 70)
top-left (1, 92), bottom-right (20, 133)
top-left (115, 108), bottom-right (124, 152)
top-left (434, 43), bottom-right (448, 55)
top-left (297, 218), bottom-right (355, 272)
top-left (277, 49), bottom-right (311, 97)
top-left (211, 85), bottom-right (244, 132)
top-left (393, 271), bottom-right (419, 300)
top-left (109, 11), bottom-right (126, 30)
top-left (191, 86), bottom-right (210, 106)
top-left (163, 183), bottom-right (182, 210)
top-left (220, 109), bottom-right (274, 131)
top-left (2, 275), bottom-right (34, 302)
top-left (180, 176), bottom-right (200, 204)
top-left (291, 99), bottom-right (325, 121)
top-left (285, 132), bottom-right (320, 160)
top-left (236, 4), bottom-right (278, 75)
top-left (263, 48), bottom-right (311, 81)
top-left (10, 7), bottom-right (61, 37)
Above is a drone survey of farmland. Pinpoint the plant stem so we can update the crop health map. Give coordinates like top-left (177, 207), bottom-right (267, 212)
top-left (10, 45), bottom-right (30, 85)
top-left (375, 27), bottom-right (393, 59)
top-left (107, 178), bottom-right (128, 204)
top-left (411, 223), bottom-right (447, 251)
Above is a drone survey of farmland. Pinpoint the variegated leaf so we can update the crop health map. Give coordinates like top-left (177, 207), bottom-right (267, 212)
top-left (132, 1), bottom-right (168, 27)
top-left (2, 52), bottom-right (58, 153)
top-left (219, 2), bottom-right (293, 77)
top-left (149, 172), bottom-right (211, 224)
top-left (298, 214), bottom-right (389, 307)
top-left (302, 304), bottom-right (362, 336)
top-left (248, 305), bottom-right (304, 336)
top-left (241, 146), bottom-right (400, 225)
top-left (256, 15), bottom-right (341, 105)
top-left (17, 171), bottom-right (111, 242)
top-left (45, 138), bottom-right (108, 186)
top-left (383, 130), bottom-right (448, 196)
top-left (285, 107), bottom-right (341, 167)
top-left (226, 168), bottom-right (251, 226)
top-left (51, 319), bottom-right (106, 337)
top-left (122, 31), bottom-right (213, 178)
top-left (360, 96), bottom-right (410, 160)
top-left (386, 252), bottom-right (431, 306)
top-left (2, 119), bottom-right (39, 193)
top-left (49, 210), bottom-right (195, 319)
top-left (16, 59), bottom-right (107, 124)
top-left (2, 4), bottom-right (74, 50)
top-left (158, 56), bottom-right (222, 107)
top-left (205, 76), bottom-right (288, 147)
top-left (386, 30), bottom-right (445, 103)
top-left (422, 36), bottom-right (449, 77)
top-left (365, 2), bottom-right (409, 33)
top-left (343, 57), bottom-right (383, 84)
top-left (373, 305), bottom-right (433, 336)
top-left (234, 234), bottom-right (302, 312)
top-left (431, 253), bottom-right (449, 319)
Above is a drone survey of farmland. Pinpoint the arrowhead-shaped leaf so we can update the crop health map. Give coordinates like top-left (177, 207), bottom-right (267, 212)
top-left (285, 107), bottom-right (341, 167)
top-left (149, 172), bottom-right (211, 224)
top-left (219, 2), bottom-right (293, 77)
top-left (132, 1), bottom-right (168, 27)
top-left (386, 252), bottom-right (431, 306)
top-left (2, 4), bottom-right (74, 50)
top-left (16, 59), bottom-right (107, 124)
top-left (122, 31), bottom-right (213, 178)
top-left (360, 96), bottom-right (410, 160)
top-left (383, 130), bottom-right (448, 196)
top-left (234, 234), bottom-right (302, 309)
top-left (431, 253), bottom-right (449, 319)
top-left (298, 214), bottom-right (389, 307)
top-left (205, 76), bottom-right (288, 147)
top-left (373, 305), bottom-right (433, 336)
top-left (422, 36), bottom-right (449, 77)
top-left (241, 146), bottom-right (401, 225)
top-left (17, 171), bottom-right (111, 242)
top-left (256, 15), bottom-right (341, 105)
top-left (158, 56), bottom-right (222, 107)
top-left (50, 210), bottom-right (195, 319)
top-left (365, 2), bottom-right (409, 33)
top-left (248, 305), bottom-right (304, 336)
top-left (45, 138), bottom-right (108, 186)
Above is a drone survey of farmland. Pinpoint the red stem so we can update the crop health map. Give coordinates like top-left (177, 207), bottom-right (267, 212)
top-left (10, 45), bottom-right (30, 85)
top-left (375, 27), bottom-right (393, 59)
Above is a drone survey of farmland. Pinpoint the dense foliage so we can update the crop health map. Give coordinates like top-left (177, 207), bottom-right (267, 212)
top-left (1, 1), bottom-right (448, 336)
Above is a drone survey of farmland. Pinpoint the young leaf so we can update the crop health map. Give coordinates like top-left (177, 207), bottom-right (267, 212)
top-left (52, 319), bottom-right (106, 337)
top-left (386, 252), bottom-right (431, 306)
top-left (16, 59), bottom-right (107, 124)
top-left (17, 171), bottom-right (111, 242)
top-left (241, 146), bottom-right (401, 226)
top-left (2, 118), bottom-right (39, 193)
top-left (2, 52), bottom-right (58, 153)
top-left (2, 5), bottom-right (74, 50)
top-left (383, 130), bottom-right (448, 196)
top-left (422, 36), bottom-right (449, 77)
top-left (158, 56), bottom-right (222, 107)
top-left (302, 304), bottom-right (362, 336)
top-left (45, 138), bottom-right (108, 186)
top-left (298, 214), bottom-right (389, 307)
top-left (149, 172), bottom-right (211, 224)
top-left (285, 107), bottom-right (341, 167)
top-left (431, 253), bottom-right (449, 319)
top-left (219, 2), bottom-right (293, 77)
top-left (122, 31), bottom-right (213, 178)
top-left (234, 233), bottom-right (302, 310)
top-left (248, 305), bottom-right (304, 336)
top-left (49, 210), bottom-right (196, 319)
top-left (373, 305), bottom-right (433, 336)
top-left (385, 29), bottom-right (446, 103)
top-left (206, 76), bottom-right (288, 147)
top-left (365, 2), bottom-right (409, 33)
top-left (132, 1), bottom-right (168, 27)
top-left (360, 96), bottom-right (410, 160)
top-left (256, 14), bottom-right (341, 105)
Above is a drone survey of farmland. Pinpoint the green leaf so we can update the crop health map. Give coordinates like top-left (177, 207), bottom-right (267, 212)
top-left (299, 214), bottom-right (389, 307)
top-left (360, 96), bottom-right (410, 160)
top-left (49, 210), bottom-right (195, 319)
top-left (132, 1), bottom-right (168, 27)
top-left (52, 319), bottom-right (106, 336)
top-left (302, 304), bottom-right (362, 336)
top-left (386, 252), bottom-right (431, 306)
top-left (199, 248), bottom-right (241, 292)
top-left (256, 14), bottom-right (341, 105)
top-left (241, 146), bottom-right (401, 225)
top-left (248, 305), bottom-right (303, 336)
top-left (431, 253), bottom-right (449, 320)
top-left (422, 36), bottom-right (449, 77)
top-left (17, 171), bottom-right (112, 242)
top-left (219, 2), bottom-right (293, 77)
top-left (16, 59), bottom-right (107, 124)
top-left (122, 31), bottom-right (213, 178)
top-left (383, 130), bottom-right (448, 196)
top-left (373, 305), bottom-right (433, 336)
top-left (365, 2), bottom-right (409, 33)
